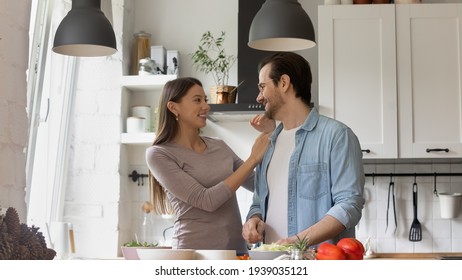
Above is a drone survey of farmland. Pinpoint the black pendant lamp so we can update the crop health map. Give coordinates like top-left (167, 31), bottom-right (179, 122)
top-left (249, 0), bottom-right (316, 51)
top-left (52, 0), bottom-right (117, 57)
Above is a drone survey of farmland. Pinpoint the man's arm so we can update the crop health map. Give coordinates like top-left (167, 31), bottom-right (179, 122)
top-left (275, 215), bottom-right (345, 246)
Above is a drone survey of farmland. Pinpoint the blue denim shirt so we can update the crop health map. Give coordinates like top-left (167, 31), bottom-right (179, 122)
top-left (247, 107), bottom-right (365, 245)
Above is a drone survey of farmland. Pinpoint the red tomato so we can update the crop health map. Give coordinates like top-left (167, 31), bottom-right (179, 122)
top-left (336, 238), bottom-right (365, 260)
top-left (315, 242), bottom-right (346, 260)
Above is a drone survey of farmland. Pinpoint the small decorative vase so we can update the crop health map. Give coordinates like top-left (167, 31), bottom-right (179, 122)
top-left (289, 249), bottom-right (305, 260)
top-left (210, 85), bottom-right (237, 104)
top-left (288, 248), bottom-right (316, 260)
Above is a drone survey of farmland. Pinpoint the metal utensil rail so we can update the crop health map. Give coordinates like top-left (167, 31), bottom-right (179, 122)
top-left (365, 172), bottom-right (462, 196)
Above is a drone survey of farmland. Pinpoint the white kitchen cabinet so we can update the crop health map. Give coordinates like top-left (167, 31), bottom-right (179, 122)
top-left (319, 4), bottom-right (462, 159)
top-left (120, 74), bottom-right (177, 144)
top-left (318, 5), bottom-right (398, 158)
top-left (397, 4), bottom-right (462, 158)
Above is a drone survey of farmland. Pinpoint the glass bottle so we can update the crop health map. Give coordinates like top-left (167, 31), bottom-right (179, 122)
top-left (131, 31), bottom-right (151, 75)
top-left (139, 210), bottom-right (155, 245)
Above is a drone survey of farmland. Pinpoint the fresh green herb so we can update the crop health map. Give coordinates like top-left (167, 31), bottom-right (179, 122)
top-left (123, 240), bottom-right (158, 247)
top-left (291, 235), bottom-right (309, 251)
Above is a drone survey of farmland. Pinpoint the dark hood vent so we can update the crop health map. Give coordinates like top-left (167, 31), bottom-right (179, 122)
top-left (209, 0), bottom-right (270, 116)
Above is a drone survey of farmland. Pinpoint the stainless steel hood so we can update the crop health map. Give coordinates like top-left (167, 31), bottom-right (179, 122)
top-left (209, 103), bottom-right (264, 113)
top-left (207, 103), bottom-right (264, 122)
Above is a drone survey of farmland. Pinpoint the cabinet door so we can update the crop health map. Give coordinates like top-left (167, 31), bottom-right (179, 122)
top-left (397, 4), bottom-right (462, 158)
top-left (318, 5), bottom-right (397, 159)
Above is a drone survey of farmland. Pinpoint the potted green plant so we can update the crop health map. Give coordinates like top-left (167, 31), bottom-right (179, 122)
top-left (191, 31), bottom-right (237, 104)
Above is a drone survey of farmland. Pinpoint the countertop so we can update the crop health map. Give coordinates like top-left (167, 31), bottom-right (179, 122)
top-left (366, 252), bottom-right (462, 260)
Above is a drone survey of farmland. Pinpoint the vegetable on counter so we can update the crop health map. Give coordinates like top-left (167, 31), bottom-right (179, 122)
top-left (253, 243), bottom-right (291, 252)
top-left (123, 240), bottom-right (158, 247)
top-left (316, 242), bottom-right (346, 260)
top-left (315, 238), bottom-right (365, 260)
top-left (236, 254), bottom-right (250, 260)
top-left (336, 237), bottom-right (365, 260)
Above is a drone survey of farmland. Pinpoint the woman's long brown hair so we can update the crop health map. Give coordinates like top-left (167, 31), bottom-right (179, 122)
top-left (148, 77), bottom-right (203, 215)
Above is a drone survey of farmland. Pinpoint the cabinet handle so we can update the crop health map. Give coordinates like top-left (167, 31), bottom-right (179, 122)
top-left (426, 148), bottom-right (449, 153)
top-left (362, 149), bottom-right (371, 154)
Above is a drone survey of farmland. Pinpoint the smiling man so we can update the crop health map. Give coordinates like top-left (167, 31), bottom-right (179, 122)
top-left (242, 52), bottom-right (365, 248)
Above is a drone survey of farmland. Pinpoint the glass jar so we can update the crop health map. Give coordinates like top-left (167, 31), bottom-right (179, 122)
top-left (288, 248), bottom-right (316, 260)
top-left (131, 31), bottom-right (151, 75)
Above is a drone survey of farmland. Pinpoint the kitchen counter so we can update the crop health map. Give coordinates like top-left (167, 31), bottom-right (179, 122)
top-left (367, 253), bottom-right (462, 260)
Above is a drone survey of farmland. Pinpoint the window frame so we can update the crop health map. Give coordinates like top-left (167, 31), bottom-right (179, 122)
top-left (26, 0), bottom-right (76, 228)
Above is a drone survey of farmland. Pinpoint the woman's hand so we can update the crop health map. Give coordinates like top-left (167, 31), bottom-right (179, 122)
top-left (250, 114), bottom-right (276, 133)
top-left (249, 132), bottom-right (270, 164)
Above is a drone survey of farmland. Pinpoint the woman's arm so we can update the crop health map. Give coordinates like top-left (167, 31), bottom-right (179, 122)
top-left (146, 133), bottom-right (270, 212)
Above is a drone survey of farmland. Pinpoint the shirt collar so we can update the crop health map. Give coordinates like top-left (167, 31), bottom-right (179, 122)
top-left (270, 106), bottom-right (319, 142)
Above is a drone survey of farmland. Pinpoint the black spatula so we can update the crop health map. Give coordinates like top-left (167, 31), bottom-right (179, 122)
top-left (409, 182), bottom-right (422, 241)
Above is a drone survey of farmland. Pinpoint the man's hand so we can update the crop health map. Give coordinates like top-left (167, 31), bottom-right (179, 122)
top-left (242, 216), bottom-right (266, 244)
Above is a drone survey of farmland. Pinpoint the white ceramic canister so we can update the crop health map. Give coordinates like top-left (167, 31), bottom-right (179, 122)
top-left (131, 105), bottom-right (151, 132)
top-left (126, 116), bottom-right (146, 133)
top-left (439, 193), bottom-right (462, 219)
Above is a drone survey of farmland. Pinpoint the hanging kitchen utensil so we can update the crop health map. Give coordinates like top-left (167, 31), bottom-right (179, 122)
top-left (433, 173), bottom-right (439, 197)
top-left (142, 171), bottom-right (154, 213)
top-left (386, 176), bottom-right (397, 233)
top-left (409, 181), bottom-right (422, 241)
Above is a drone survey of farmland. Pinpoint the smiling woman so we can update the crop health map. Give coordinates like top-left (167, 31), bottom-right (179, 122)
top-left (145, 77), bottom-right (270, 255)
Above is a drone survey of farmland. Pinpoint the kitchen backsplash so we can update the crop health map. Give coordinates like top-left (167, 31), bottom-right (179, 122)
top-left (358, 161), bottom-right (462, 253)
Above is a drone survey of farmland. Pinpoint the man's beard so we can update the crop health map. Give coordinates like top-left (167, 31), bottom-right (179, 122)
top-left (263, 91), bottom-right (284, 121)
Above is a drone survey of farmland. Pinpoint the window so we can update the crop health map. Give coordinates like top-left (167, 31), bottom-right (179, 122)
top-left (26, 0), bottom-right (76, 231)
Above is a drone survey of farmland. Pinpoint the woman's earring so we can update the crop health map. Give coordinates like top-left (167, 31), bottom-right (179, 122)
top-left (175, 114), bottom-right (179, 121)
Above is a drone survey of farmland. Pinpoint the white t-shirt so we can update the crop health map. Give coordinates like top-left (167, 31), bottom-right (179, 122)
top-left (264, 126), bottom-right (298, 243)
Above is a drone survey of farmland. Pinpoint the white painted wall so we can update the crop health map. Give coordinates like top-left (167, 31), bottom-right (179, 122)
top-left (0, 0), bottom-right (31, 221)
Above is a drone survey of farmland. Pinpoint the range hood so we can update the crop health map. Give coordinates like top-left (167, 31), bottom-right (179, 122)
top-left (208, 103), bottom-right (264, 122)
top-left (209, 0), bottom-right (269, 119)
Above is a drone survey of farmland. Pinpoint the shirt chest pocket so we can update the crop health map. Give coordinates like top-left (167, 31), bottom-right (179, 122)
top-left (296, 163), bottom-right (328, 200)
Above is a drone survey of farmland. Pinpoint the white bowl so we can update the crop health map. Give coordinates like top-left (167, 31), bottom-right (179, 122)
top-left (121, 246), bottom-right (171, 260)
top-left (121, 246), bottom-right (142, 260)
top-left (248, 250), bottom-right (287, 260)
top-left (194, 250), bottom-right (237, 260)
top-left (137, 248), bottom-right (195, 260)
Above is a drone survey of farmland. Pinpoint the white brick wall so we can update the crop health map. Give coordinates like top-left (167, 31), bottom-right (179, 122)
top-left (0, 0), bottom-right (31, 221)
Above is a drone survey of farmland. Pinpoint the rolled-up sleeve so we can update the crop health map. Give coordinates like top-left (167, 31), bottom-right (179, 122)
top-left (326, 127), bottom-right (365, 229)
